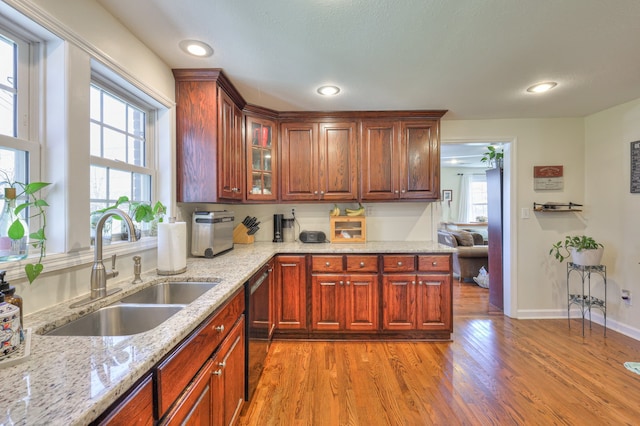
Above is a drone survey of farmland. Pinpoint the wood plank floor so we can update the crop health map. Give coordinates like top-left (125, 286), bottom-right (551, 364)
top-left (238, 282), bottom-right (640, 425)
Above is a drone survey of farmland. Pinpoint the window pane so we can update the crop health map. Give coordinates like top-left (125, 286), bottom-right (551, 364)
top-left (0, 35), bottom-right (16, 138)
top-left (103, 127), bottom-right (126, 162)
top-left (90, 122), bottom-right (102, 156)
top-left (132, 172), bottom-right (151, 202)
top-left (109, 169), bottom-right (131, 200)
top-left (128, 136), bottom-right (145, 166)
top-left (89, 165), bottom-right (107, 200)
top-left (128, 106), bottom-right (144, 137)
top-left (90, 85), bottom-right (101, 121)
top-left (0, 147), bottom-right (28, 213)
top-left (103, 92), bottom-right (126, 129)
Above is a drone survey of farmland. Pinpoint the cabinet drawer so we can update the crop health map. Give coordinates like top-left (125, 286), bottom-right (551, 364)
top-left (156, 288), bottom-right (245, 416)
top-left (383, 255), bottom-right (416, 272)
top-left (417, 255), bottom-right (451, 272)
top-left (312, 255), bottom-right (344, 273)
top-left (99, 375), bottom-right (154, 426)
top-left (346, 255), bottom-right (378, 273)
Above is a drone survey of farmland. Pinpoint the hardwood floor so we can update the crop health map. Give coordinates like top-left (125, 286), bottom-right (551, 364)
top-left (238, 282), bottom-right (640, 425)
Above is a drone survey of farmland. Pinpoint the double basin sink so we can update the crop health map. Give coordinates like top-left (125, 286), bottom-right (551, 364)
top-left (45, 281), bottom-right (219, 337)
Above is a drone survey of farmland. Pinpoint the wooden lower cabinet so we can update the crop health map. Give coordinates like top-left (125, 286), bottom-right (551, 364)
top-left (97, 374), bottom-right (154, 426)
top-left (311, 274), bottom-right (378, 331)
top-left (273, 255), bottom-right (307, 330)
top-left (382, 255), bottom-right (452, 333)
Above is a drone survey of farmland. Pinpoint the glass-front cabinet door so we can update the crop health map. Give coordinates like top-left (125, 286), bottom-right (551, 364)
top-left (246, 115), bottom-right (277, 201)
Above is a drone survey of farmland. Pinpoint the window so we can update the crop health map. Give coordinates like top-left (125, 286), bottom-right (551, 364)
top-left (89, 82), bottom-right (154, 237)
top-left (0, 27), bottom-right (38, 231)
top-left (457, 174), bottom-right (487, 223)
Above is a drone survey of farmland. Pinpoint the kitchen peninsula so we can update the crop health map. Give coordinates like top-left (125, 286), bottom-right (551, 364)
top-left (0, 241), bottom-right (453, 425)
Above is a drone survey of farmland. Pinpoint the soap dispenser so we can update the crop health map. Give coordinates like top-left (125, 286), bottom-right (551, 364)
top-left (0, 270), bottom-right (23, 328)
top-left (0, 290), bottom-right (22, 359)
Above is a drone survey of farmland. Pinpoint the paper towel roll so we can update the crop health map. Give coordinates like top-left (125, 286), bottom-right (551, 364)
top-left (157, 221), bottom-right (187, 275)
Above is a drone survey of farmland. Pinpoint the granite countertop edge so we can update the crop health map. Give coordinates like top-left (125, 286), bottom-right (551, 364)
top-left (0, 241), bottom-right (453, 425)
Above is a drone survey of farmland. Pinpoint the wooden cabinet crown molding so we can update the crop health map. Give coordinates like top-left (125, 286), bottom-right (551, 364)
top-left (278, 109), bottom-right (448, 121)
top-left (173, 68), bottom-right (246, 109)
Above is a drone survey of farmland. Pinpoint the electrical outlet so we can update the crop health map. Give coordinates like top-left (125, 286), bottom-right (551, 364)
top-left (622, 289), bottom-right (632, 306)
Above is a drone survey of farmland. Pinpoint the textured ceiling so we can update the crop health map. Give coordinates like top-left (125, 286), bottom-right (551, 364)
top-left (98, 0), bottom-right (640, 120)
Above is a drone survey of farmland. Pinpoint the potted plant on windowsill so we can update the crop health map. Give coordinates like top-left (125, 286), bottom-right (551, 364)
top-left (549, 235), bottom-right (604, 266)
top-left (481, 146), bottom-right (504, 168)
top-left (0, 172), bottom-right (51, 283)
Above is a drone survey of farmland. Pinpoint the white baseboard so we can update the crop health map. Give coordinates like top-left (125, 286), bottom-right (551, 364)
top-left (515, 309), bottom-right (640, 341)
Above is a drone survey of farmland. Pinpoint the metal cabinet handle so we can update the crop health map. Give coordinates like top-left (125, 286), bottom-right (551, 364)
top-left (314, 191), bottom-right (318, 195)
top-left (218, 361), bottom-right (226, 368)
top-left (432, 261), bottom-right (437, 266)
top-left (397, 261), bottom-right (403, 266)
top-left (359, 261), bottom-right (365, 267)
top-left (214, 325), bottom-right (225, 333)
top-left (325, 261), bottom-right (331, 267)
top-left (412, 280), bottom-right (416, 285)
top-left (346, 281), bottom-right (350, 286)
top-left (212, 369), bottom-right (222, 376)
top-left (340, 281), bottom-right (344, 286)
top-left (394, 190), bottom-right (399, 194)
top-left (418, 280), bottom-right (423, 285)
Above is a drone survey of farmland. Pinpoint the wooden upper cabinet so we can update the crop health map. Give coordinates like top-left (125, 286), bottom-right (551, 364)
top-left (246, 115), bottom-right (277, 201)
top-left (173, 69), bottom-right (245, 203)
top-left (361, 119), bottom-right (440, 200)
top-left (218, 90), bottom-right (244, 200)
top-left (400, 120), bottom-right (440, 200)
top-left (281, 121), bottom-right (357, 201)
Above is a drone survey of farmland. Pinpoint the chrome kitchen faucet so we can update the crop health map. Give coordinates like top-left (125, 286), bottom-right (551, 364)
top-left (70, 208), bottom-right (138, 308)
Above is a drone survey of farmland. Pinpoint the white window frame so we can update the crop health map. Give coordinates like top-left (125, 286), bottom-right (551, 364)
top-left (89, 70), bottom-right (158, 239)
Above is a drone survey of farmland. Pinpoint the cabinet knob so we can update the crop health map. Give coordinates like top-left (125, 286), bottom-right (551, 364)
top-left (320, 191), bottom-right (325, 195)
top-left (212, 369), bottom-right (222, 376)
top-left (397, 261), bottom-right (403, 266)
top-left (314, 191), bottom-right (318, 195)
top-left (432, 261), bottom-right (437, 266)
top-left (418, 280), bottom-right (423, 285)
top-left (346, 281), bottom-right (350, 286)
top-left (214, 325), bottom-right (225, 333)
top-left (325, 261), bottom-right (331, 267)
top-left (218, 361), bottom-right (226, 368)
top-left (339, 281), bottom-right (344, 286)
top-left (394, 190), bottom-right (400, 194)
top-left (359, 261), bottom-right (365, 267)
top-left (412, 280), bottom-right (416, 285)
top-left (401, 189), bottom-right (406, 194)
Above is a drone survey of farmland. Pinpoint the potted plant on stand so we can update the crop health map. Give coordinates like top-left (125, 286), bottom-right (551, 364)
top-left (549, 235), bottom-right (604, 266)
top-left (481, 146), bottom-right (504, 168)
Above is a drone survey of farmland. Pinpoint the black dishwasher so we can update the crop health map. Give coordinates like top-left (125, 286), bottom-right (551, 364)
top-left (245, 262), bottom-right (273, 401)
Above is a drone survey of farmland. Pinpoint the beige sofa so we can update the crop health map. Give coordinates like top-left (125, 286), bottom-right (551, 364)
top-left (437, 230), bottom-right (489, 282)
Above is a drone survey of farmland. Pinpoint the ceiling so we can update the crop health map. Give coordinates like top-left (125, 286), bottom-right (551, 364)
top-left (97, 0), bottom-right (640, 120)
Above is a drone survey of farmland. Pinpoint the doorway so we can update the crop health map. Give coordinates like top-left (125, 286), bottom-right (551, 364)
top-left (440, 140), bottom-right (514, 317)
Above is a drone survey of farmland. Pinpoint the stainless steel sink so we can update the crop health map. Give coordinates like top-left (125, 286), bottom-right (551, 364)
top-left (46, 304), bottom-right (184, 337)
top-left (118, 281), bottom-right (218, 305)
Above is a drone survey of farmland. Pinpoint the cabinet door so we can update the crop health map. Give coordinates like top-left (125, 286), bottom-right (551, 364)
top-left (311, 274), bottom-right (343, 331)
top-left (246, 116), bottom-right (277, 201)
top-left (360, 121), bottom-right (399, 200)
top-left (344, 274), bottom-right (379, 331)
top-left (218, 90), bottom-right (243, 200)
top-left (274, 256), bottom-right (307, 330)
top-left (174, 78), bottom-right (219, 203)
top-left (318, 122), bottom-right (358, 200)
top-left (382, 274), bottom-right (416, 330)
top-left (161, 361), bottom-right (214, 426)
top-left (399, 120), bottom-right (439, 199)
top-left (211, 317), bottom-right (245, 426)
top-left (281, 122), bottom-right (319, 201)
top-left (416, 274), bottom-right (452, 331)
top-left (100, 375), bottom-right (154, 426)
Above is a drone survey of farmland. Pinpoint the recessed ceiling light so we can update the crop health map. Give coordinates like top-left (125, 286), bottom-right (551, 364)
top-left (179, 40), bottom-right (213, 57)
top-left (526, 82), bottom-right (557, 93)
top-left (317, 85), bottom-right (341, 96)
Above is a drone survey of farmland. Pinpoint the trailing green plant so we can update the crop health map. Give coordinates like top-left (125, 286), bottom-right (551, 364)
top-left (1, 171), bottom-right (51, 283)
top-left (480, 145), bottom-right (504, 167)
top-left (91, 197), bottom-right (166, 238)
top-left (549, 235), bottom-right (604, 263)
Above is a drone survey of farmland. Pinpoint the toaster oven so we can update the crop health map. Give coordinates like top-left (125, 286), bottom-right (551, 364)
top-left (191, 211), bottom-right (234, 257)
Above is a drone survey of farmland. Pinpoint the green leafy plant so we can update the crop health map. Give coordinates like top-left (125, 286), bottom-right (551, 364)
top-left (1, 172), bottom-right (51, 283)
top-left (91, 197), bottom-right (166, 239)
top-left (549, 235), bottom-right (603, 262)
top-left (480, 145), bottom-right (504, 167)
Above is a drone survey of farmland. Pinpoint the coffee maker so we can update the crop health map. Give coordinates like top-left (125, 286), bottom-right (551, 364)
top-left (273, 214), bottom-right (283, 242)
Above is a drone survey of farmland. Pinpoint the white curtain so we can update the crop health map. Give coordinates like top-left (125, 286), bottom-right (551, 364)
top-left (457, 174), bottom-right (473, 223)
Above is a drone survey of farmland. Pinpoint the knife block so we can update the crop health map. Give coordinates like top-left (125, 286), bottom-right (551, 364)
top-left (233, 224), bottom-right (255, 244)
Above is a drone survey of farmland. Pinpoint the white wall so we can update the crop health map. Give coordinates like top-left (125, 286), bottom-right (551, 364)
top-left (584, 97), bottom-right (640, 337)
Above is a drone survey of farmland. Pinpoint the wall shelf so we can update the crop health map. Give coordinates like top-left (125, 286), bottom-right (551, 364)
top-left (533, 202), bottom-right (582, 212)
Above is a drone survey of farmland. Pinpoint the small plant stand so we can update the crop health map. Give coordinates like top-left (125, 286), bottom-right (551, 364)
top-left (566, 262), bottom-right (607, 336)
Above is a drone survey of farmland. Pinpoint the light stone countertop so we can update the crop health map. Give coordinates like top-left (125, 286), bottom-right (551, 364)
top-left (0, 241), bottom-right (453, 425)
